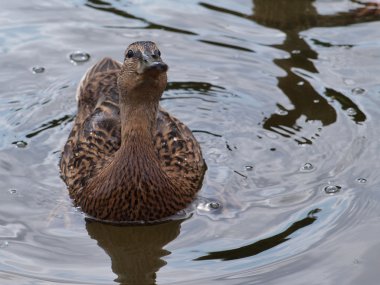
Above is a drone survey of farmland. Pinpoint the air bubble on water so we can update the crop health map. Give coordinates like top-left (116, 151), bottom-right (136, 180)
top-left (13, 141), bottom-right (27, 148)
top-left (8, 189), bottom-right (17, 194)
top-left (197, 199), bottom-right (221, 212)
top-left (301, 163), bottom-right (314, 172)
top-left (347, 108), bottom-right (357, 116)
top-left (208, 202), bottom-right (220, 210)
top-left (351, 87), bottom-right (366, 95)
top-left (245, 165), bottom-right (254, 171)
top-left (324, 185), bottom-right (341, 194)
top-left (69, 51), bottom-right (90, 64)
top-left (32, 66), bottom-right (45, 74)
top-left (0, 241), bottom-right (9, 248)
top-left (356, 178), bottom-right (367, 184)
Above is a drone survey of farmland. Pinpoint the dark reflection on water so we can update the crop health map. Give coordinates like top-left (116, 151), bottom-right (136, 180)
top-left (195, 208), bottom-right (320, 261)
top-left (86, 219), bottom-right (182, 285)
top-left (201, 0), bottom-right (379, 143)
top-left (86, 0), bottom-right (197, 35)
top-left (165, 81), bottom-right (226, 95)
top-left (198, 40), bottom-right (255, 53)
top-left (25, 115), bottom-right (74, 138)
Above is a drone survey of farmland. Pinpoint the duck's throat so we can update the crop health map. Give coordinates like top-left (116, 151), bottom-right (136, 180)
top-left (120, 99), bottom-right (159, 141)
top-left (116, 96), bottom-right (163, 174)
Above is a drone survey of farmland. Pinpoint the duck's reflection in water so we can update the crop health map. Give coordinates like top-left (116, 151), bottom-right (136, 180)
top-left (252, 0), bottom-right (374, 141)
top-left (201, 0), bottom-right (380, 142)
top-left (86, 219), bottom-right (183, 285)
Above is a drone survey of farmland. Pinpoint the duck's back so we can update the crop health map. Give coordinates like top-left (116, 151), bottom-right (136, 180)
top-left (60, 58), bottom-right (205, 200)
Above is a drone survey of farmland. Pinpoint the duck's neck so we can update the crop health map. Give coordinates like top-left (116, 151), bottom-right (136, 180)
top-left (119, 91), bottom-right (159, 142)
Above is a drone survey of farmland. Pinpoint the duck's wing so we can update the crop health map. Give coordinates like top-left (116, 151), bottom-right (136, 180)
top-left (155, 107), bottom-right (206, 189)
top-left (60, 58), bottom-right (123, 194)
top-left (76, 57), bottom-right (122, 122)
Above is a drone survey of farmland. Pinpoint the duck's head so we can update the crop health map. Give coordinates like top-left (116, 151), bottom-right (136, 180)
top-left (118, 41), bottom-right (168, 102)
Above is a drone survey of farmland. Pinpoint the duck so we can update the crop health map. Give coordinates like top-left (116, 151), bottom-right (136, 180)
top-left (60, 41), bottom-right (206, 222)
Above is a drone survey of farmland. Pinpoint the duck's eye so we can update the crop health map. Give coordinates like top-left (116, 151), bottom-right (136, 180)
top-left (126, 50), bottom-right (134, 59)
top-left (155, 49), bottom-right (161, 57)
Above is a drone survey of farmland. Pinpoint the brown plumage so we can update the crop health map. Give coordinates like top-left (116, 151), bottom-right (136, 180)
top-left (60, 41), bottom-right (206, 222)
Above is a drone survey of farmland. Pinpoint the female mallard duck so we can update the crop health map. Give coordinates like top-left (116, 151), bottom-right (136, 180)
top-left (60, 41), bottom-right (206, 222)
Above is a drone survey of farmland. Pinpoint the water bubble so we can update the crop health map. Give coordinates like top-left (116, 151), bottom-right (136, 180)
top-left (69, 51), bottom-right (90, 64)
top-left (31, 66), bottom-right (45, 74)
top-left (208, 202), bottom-right (220, 210)
top-left (351, 87), bottom-right (366, 95)
top-left (197, 199), bottom-right (222, 212)
top-left (347, 108), bottom-right (357, 116)
top-left (13, 141), bottom-right (27, 148)
top-left (356, 178), bottom-right (367, 184)
top-left (301, 163), bottom-right (314, 171)
top-left (324, 185), bottom-right (341, 194)
top-left (245, 165), bottom-right (254, 171)
top-left (0, 241), bottom-right (9, 248)
top-left (8, 189), bottom-right (17, 194)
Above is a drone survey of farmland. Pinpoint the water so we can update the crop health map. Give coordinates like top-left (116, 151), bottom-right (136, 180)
top-left (1, 0), bottom-right (380, 284)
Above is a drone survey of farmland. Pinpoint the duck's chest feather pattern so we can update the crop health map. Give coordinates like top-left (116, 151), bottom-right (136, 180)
top-left (60, 42), bottom-right (206, 222)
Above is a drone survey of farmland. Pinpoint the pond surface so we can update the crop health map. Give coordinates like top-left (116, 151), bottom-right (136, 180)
top-left (1, 0), bottom-right (380, 284)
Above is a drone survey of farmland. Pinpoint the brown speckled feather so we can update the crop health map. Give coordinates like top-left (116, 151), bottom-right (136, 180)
top-left (60, 48), bottom-right (206, 222)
